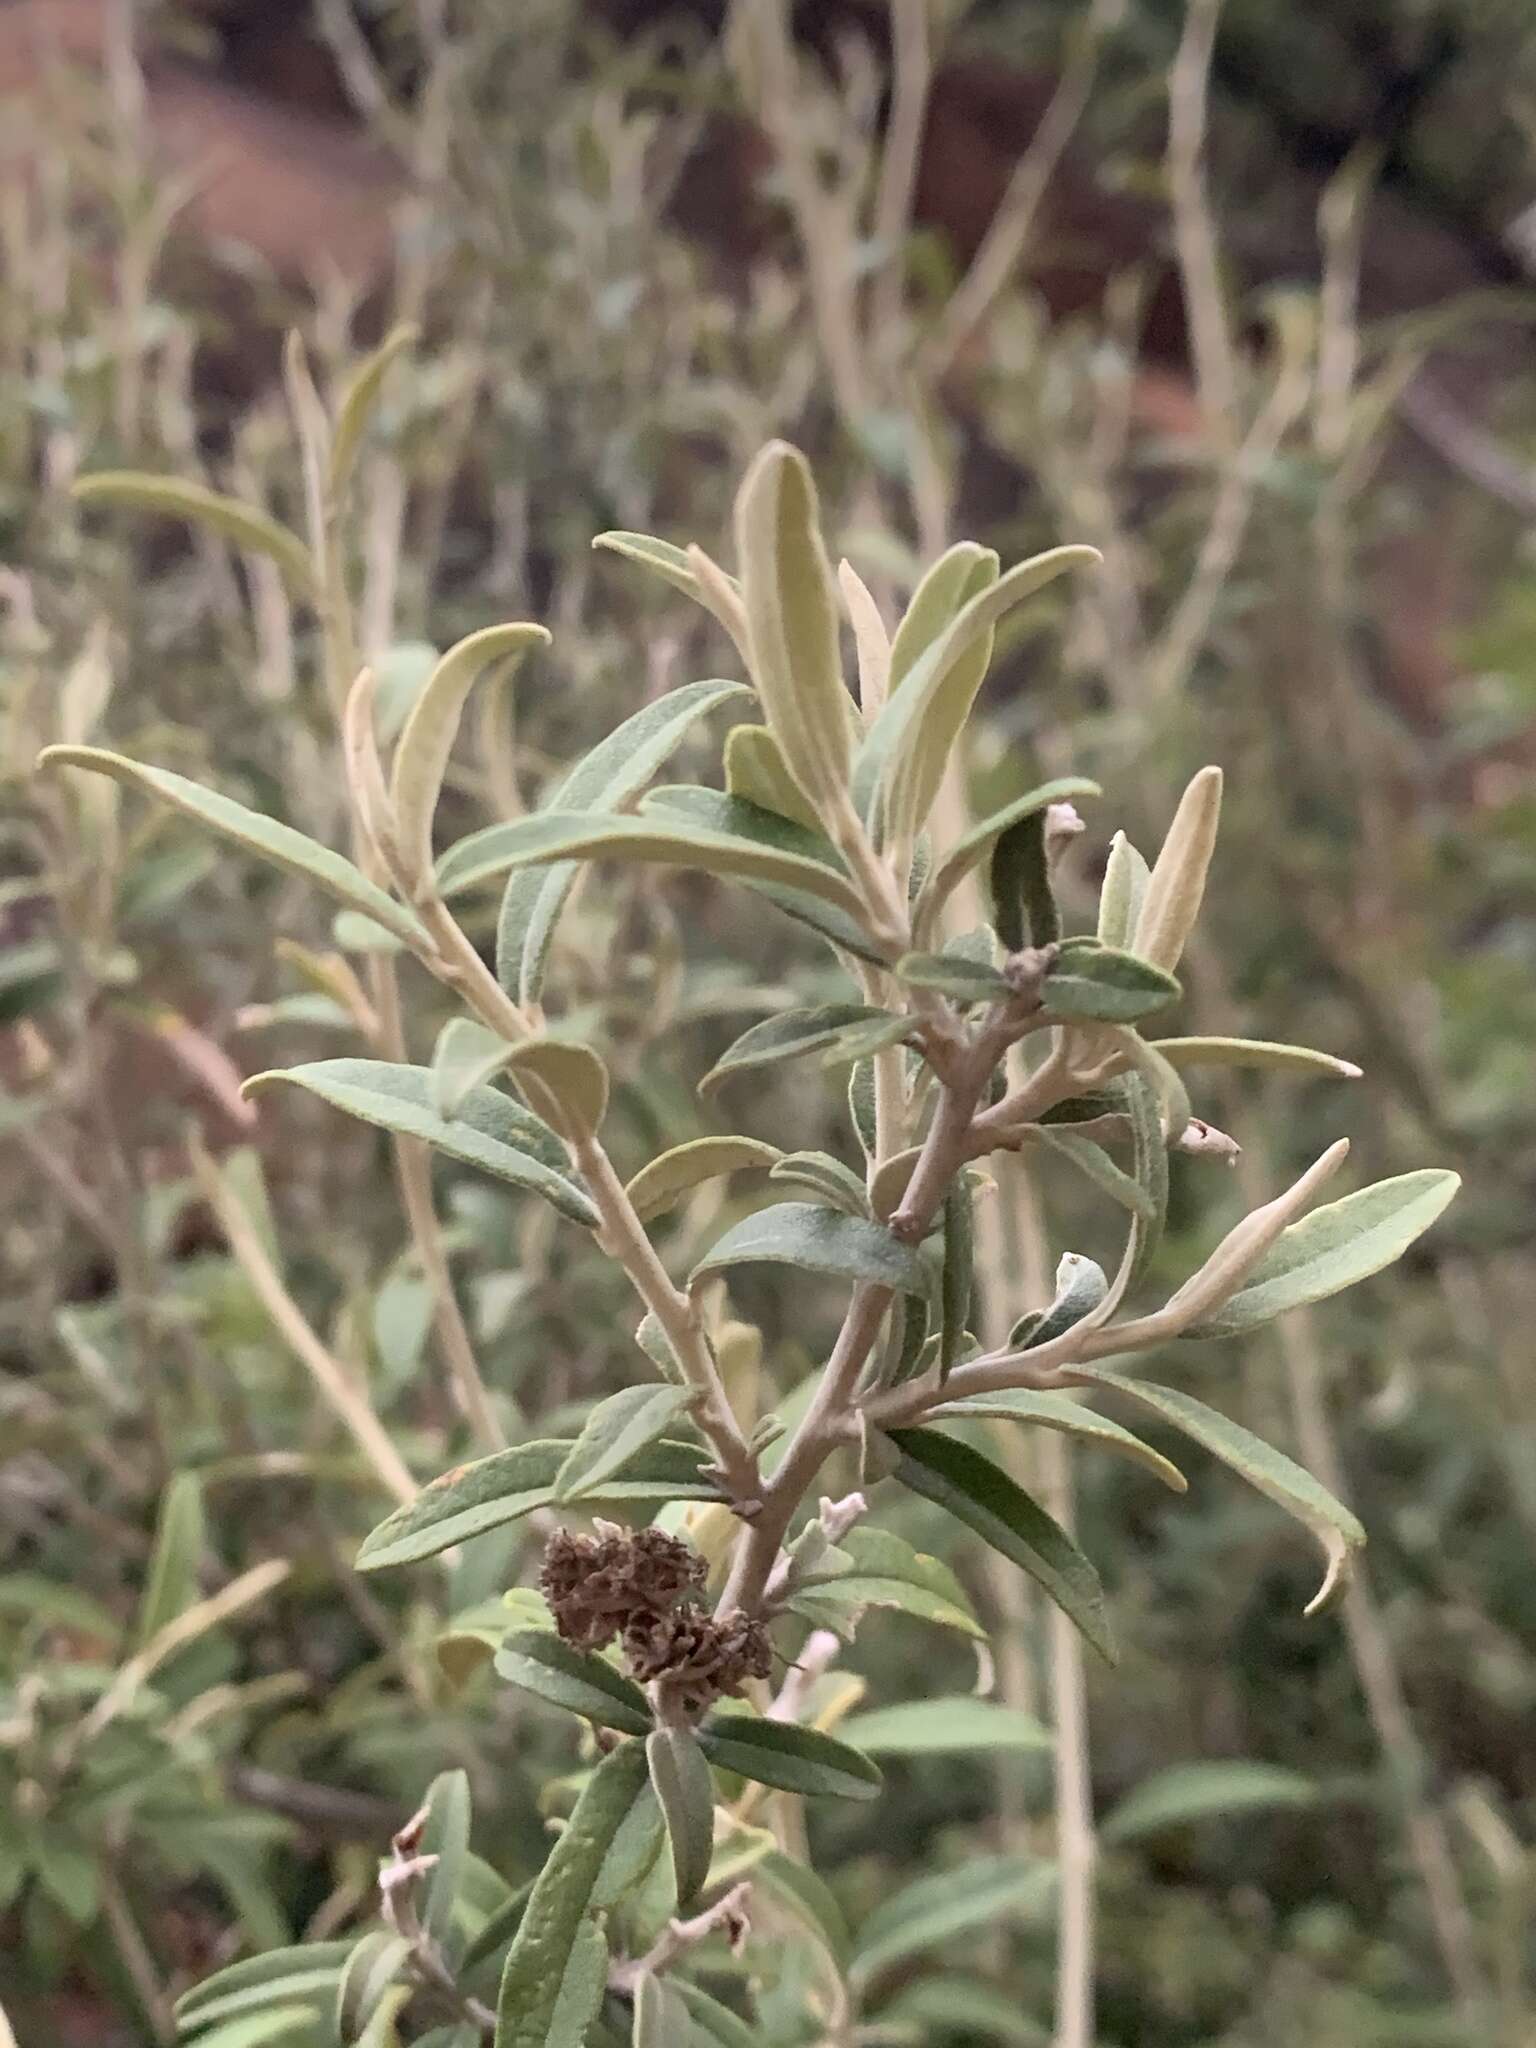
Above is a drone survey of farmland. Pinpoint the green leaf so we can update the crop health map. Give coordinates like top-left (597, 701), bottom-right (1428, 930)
top-left (889, 1428), bottom-right (1114, 1661)
top-left (175, 1947), bottom-right (353, 2033)
top-left (330, 323), bottom-right (417, 500)
top-left (633, 1973), bottom-right (691, 2048)
top-left (1078, 1369), bottom-right (1365, 1614)
top-left (1042, 939), bottom-right (1181, 1024)
top-left (494, 1631), bottom-right (653, 1736)
top-left (1125, 1074), bottom-right (1169, 1287)
top-left (850, 1855), bottom-right (1050, 1988)
top-left (734, 440), bottom-right (852, 812)
top-left (503, 1038), bottom-right (610, 1139)
top-left (555, 1385), bottom-right (700, 1502)
top-left (391, 624), bottom-right (549, 879)
top-left (645, 786), bottom-right (890, 964)
top-left (895, 950), bottom-right (1008, 1003)
top-left (243, 1060), bottom-right (598, 1228)
top-left (436, 807), bottom-right (870, 936)
top-left (768, 1150), bottom-right (869, 1215)
top-left (335, 1932), bottom-right (410, 2043)
top-left (137, 1472), bottom-right (204, 1647)
top-left (876, 1977), bottom-right (1048, 2047)
top-left (753, 1851), bottom-right (852, 1969)
top-left (179, 2008), bottom-right (321, 2048)
top-left (72, 472), bottom-right (316, 594)
top-left (593, 531), bottom-right (747, 651)
top-left (1101, 1760), bottom-right (1319, 1843)
top-left (698, 1714), bottom-right (883, 1801)
top-left (839, 1697), bottom-right (1051, 1756)
top-left (1151, 1035), bottom-right (1362, 1080)
top-left (700, 1005), bottom-right (901, 1093)
top-left (926, 1388), bottom-right (1186, 1492)
top-left (420, 1769), bottom-right (472, 1953)
top-left (989, 809), bottom-right (1058, 952)
top-left (590, 1781), bottom-right (665, 1910)
top-left (497, 678), bottom-right (752, 1003)
top-left (626, 1136), bottom-right (783, 1222)
top-left (1133, 766), bottom-right (1222, 972)
top-left (939, 1180), bottom-right (974, 1381)
top-left (1096, 829), bottom-right (1150, 948)
top-left (690, 1202), bottom-right (931, 1298)
top-left (1186, 1169), bottom-right (1461, 1337)
top-left (1009, 1252), bottom-right (1108, 1350)
top-left (671, 1980), bottom-right (760, 2048)
top-left (887, 542), bottom-right (996, 696)
top-left (785, 1525), bottom-right (984, 1641)
top-left (38, 750), bottom-right (424, 946)
top-left (646, 1724), bottom-right (716, 1909)
top-left (358, 1439), bottom-right (725, 1569)
top-left (497, 1742), bottom-right (648, 2048)
top-left (1031, 1126), bottom-right (1154, 1219)
top-left (857, 543), bottom-right (1098, 845)
top-left (430, 1018), bottom-right (517, 1120)
top-left (723, 723), bottom-right (821, 831)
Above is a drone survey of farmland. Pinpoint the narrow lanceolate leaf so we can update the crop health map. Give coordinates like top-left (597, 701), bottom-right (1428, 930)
top-left (174, 1943), bottom-right (355, 2028)
top-left (895, 950), bottom-right (1008, 1003)
top-left (494, 1631), bottom-right (653, 1736)
top-left (1126, 1073), bottom-right (1169, 1288)
top-left (1185, 1168), bottom-right (1460, 1337)
top-left (786, 1525), bottom-right (985, 1641)
top-left (503, 1038), bottom-right (609, 1139)
top-left (989, 809), bottom-right (1056, 952)
top-left (1009, 1252), bottom-right (1108, 1351)
top-left (700, 1005), bottom-right (902, 1093)
top-left (1133, 765), bottom-right (1223, 972)
top-left (37, 749), bottom-right (424, 945)
top-left (690, 1202), bottom-right (932, 1299)
top-left (391, 624), bottom-right (549, 881)
top-left (734, 441), bottom-right (852, 812)
top-left (877, 1976), bottom-right (1049, 2048)
top-left (430, 1018), bottom-right (517, 1120)
top-left (926, 1388), bottom-right (1186, 1492)
top-left (1096, 830), bottom-right (1150, 947)
top-left (593, 531), bottom-right (748, 654)
top-left (768, 1150), bottom-right (869, 1215)
top-left (626, 1136), bottom-right (783, 1222)
top-left (496, 677), bottom-right (752, 1003)
top-left (1043, 939), bottom-right (1181, 1024)
top-left (633, 1974), bottom-right (691, 2048)
top-left (420, 1769), bottom-right (473, 1952)
top-left (1078, 1369), bottom-right (1366, 1614)
top-left (1030, 1126), bottom-right (1155, 1219)
top-left (723, 722), bottom-right (821, 831)
top-left (357, 1438), bottom-right (725, 1569)
top-left (646, 1724), bottom-right (716, 1908)
top-left (889, 1427), bottom-right (1115, 1662)
top-left (555, 1385), bottom-right (700, 1502)
top-left (849, 1855), bottom-right (1050, 1989)
top-left (698, 1714), bottom-right (882, 1801)
top-left (243, 1060), bottom-right (599, 1227)
top-left (437, 806), bottom-right (869, 930)
top-left (590, 1780), bottom-right (665, 1911)
top-left (72, 472), bottom-right (317, 594)
top-left (856, 543), bottom-right (1099, 847)
top-left (335, 1931), bottom-right (411, 2041)
top-left (497, 1741), bottom-right (649, 2048)
top-left (754, 1851), bottom-right (853, 1969)
top-left (1151, 1035), bottom-right (1362, 1079)
top-left (840, 558), bottom-right (892, 721)
top-left (915, 777), bottom-right (1100, 939)
top-left (887, 542), bottom-right (996, 696)
top-left (329, 323), bottom-right (418, 499)
top-left (838, 1697), bottom-right (1052, 1756)
top-left (939, 1180), bottom-right (974, 1381)
top-left (136, 1472), bottom-right (204, 1647)
top-left (1101, 1761), bottom-right (1318, 1844)
top-left (645, 786), bottom-right (889, 964)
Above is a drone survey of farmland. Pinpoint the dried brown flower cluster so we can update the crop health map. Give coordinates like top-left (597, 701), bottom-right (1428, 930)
top-left (540, 1525), bottom-right (770, 1716)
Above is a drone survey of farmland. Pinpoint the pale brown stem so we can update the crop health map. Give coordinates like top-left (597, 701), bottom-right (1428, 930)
top-left (1040, 1425), bottom-right (1096, 2048)
top-left (1166, 0), bottom-right (1237, 439)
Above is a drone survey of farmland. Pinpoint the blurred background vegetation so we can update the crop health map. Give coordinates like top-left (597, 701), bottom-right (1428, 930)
top-left (2, 1), bottom-right (1535, 2042)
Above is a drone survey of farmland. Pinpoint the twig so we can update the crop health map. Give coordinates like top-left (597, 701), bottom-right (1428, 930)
top-left (1166, 0), bottom-right (1237, 439)
top-left (1040, 1423), bottom-right (1096, 2048)
top-left (867, 0), bottom-right (932, 352)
